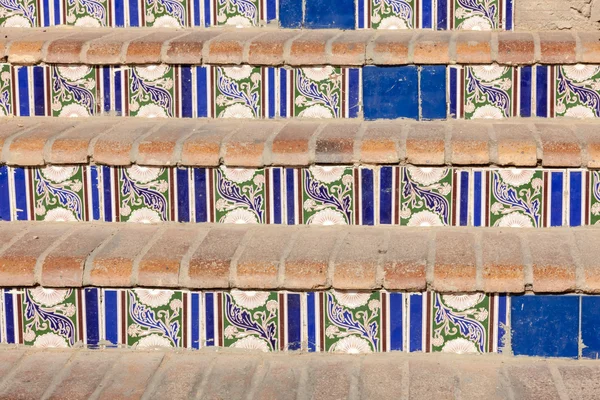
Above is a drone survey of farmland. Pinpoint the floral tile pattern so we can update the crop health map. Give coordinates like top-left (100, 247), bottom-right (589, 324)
top-left (52, 66), bottom-right (97, 117)
top-left (555, 65), bottom-right (600, 119)
top-left (66, 0), bottom-right (110, 27)
top-left (215, 66), bottom-right (263, 118)
top-left (0, 64), bottom-right (11, 117)
top-left (400, 167), bottom-right (453, 227)
top-left (118, 166), bottom-right (172, 223)
top-left (128, 65), bottom-right (175, 118)
top-left (453, 0), bottom-right (500, 30)
top-left (369, 0), bottom-right (417, 29)
top-left (0, 0), bottom-right (37, 27)
top-left (33, 166), bottom-right (89, 222)
top-left (215, 167), bottom-right (266, 224)
top-left (302, 166), bottom-right (354, 225)
top-left (463, 65), bottom-right (514, 120)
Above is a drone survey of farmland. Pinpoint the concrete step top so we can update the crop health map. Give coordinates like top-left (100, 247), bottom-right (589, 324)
top-left (0, 221), bottom-right (598, 293)
top-left (0, 347), bottom-right (596, 399)
top-left (1, 27), bottom-right (597, 66)
top-left (0, 117), bottom-right (598, 168)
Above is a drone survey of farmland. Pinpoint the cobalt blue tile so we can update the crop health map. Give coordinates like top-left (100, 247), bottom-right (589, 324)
top-left (420, 66), bottom-right (447, 120)
top-left (363, 66), bottom-right (418, 120)
top-left (305, 0), bottom-right (354, 29)
top-left (279, 0), bottom-right (302, 28)
top-left (0, 166), bottom-right (9, 221)
top-left (511, 295), bottom-right (579, 358)
top-left (581, 297), bottom-right (600, 359)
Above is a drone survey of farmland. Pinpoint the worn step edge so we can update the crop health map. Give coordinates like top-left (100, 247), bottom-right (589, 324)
top-left (0, 117), bottom-right (597, 168)
top-left (1, 27), bottom-right (595, 66)
top-left (0, 221), bottom-right (597, 293)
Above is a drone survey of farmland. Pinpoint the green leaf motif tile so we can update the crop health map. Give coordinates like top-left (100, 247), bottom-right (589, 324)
top-left (34, 166), bottom-right (87, 222)
top-left (215, 66), bottom-right (262, 118)
top-left (591, 171), bottom-right (600, 225)
top-left (490, 170), bottom-right (542, 228)
top-left (371, 0), bottom-right (415, 29)
top-left (144, 0), bottom-right (188, 27)
top-left (23, 288), bottom-right (78, 347)
top-left (303, 166), bottom-right (353, 225)
top-left (215, 167), bottom-right (265, 224)
top-left (294, 67), bottom-right (342, 118)
top-left (223, 291), bottom-right (279, 351)
top-left (324, 291), bottom-right (381, 353)
top-left (556, 65), bottom-right (600, 119)
top-left (216, 0), bottom-right (260, 26)
top-left (66, 0), bottom-right (109, 26)
top-left (454, 0), bottom-right (499, 30)
top-left (119, 166), bottom-right (171, 222)
top-left (129, 65), bottom-right (175, 118)
top-left (0, 64), bottom-right (11, 116)
top-left (432, 293), bottom-right (490, 353)
top-left (465, 65), bottom-right (513, 120)
top-left (52, 66), bottom-right (97, 117)
top-left (400, 167), bottom-right (452, 226)
top-left (127, 289), bottom-right (183, 348)
top-left (0, 0), bottom-right (37, 27)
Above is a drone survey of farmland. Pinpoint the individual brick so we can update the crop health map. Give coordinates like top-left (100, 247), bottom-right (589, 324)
top-left (0, 349), bottom-right (26, 378)
top-left (359, 357), bottom-right (406, 399)
top-left (254, 356), bottom-right (303, 399)
top-left (148, 353), bottom-right (215, 399)
top-left (97, 352), bottom-right (164, 399)
top-left (413, 31), bottom-right (451, 64)
top-left (235, 226), bottom-right (293, 289)
top-left (303, 358), bottom-right (356, 399)
top-left (163, 30), bottom-right (222, 64)
top-left (283, 227), bottom-right (340, 289)
top-left (186, 226), bottom-right (249, 288)
top-left (41, 225), bottom-right (117, 287)
top-left (137, 226), bottom-right (205, 288)
top-left (46, 119), bottom-right (115, 164)
top-left (287, 31), bottom-right (338, 66)
top-left (383, 230), bottom-right (428, 290)
top-left (84, 30), bottom-right (148, 64)
top-left (332, 229), bottom-right (385, 290)
top-left (527, 231), bottom-right (576, 292)
top-left (493, 123), bottom-right (538, 166)
top-left (409, 359), bottom-right (457, 399)
top-left (205, 31), bottom-right (262, 65)
top-left (0, 224), bottom-right (29, 252)
top-left (573, 229), bottom-right (600, 293)
top-left (578, 32), bottom-right (600, 64)
top-left (405, 122), bottom-right (446, 165)
top-left (223, 121), bottom-right (284, 167)
top-left (481, 230), bottom-right (525, 293)
top-left (449, 123), bottom-right (491, 165)
top-left (180, 121), bottom-right (239, 166)
top-left (125, 31), bottom-right (185, 64)
top-left (6, 120), bottom-right (78, 166)
top-left (367, 31), bottom-right (412, 64)
top-left (246, 31), bottom-right (298, 65)
top-left (558, 365), bottom-right (600, 399)
top-left (271, 121), bottom-right (320, 166)
top-left (577, 124), bottom-right (600, 168)
top-left (535, 123), bottom-right (581, 167)
top-left (539, 32), bottom-right (576, 64)
top-left (8, 31), bottom-right (71, 64)
top-left (455, 31), bottom-right (492, 64)
top-left (314, 121), bottom-right (360, 164)
top-left (432, 230), bottom-right (477, 292)
top-left (505, 364), bottom-right (561, 400)
top-left (201, 355), bottom-right (258, 399)
top-left (0, 30), bottom-right (37, 59)
top-left (93, 119), bottom-right (160, 165)
top-left (359, 121), bottom-right (401, 164)
top-left (45, 31), bottom-right (109, 63)
top-left (86, 225), bottom-right (160, 287)
top-left (328, 31), bottom-right (373, 66)
top-left (497, 32), bottom-right (535, 65)
top-left (0, 120), bottom-right (41, 163)
top-left (136, 119), bottom-right (199, 166)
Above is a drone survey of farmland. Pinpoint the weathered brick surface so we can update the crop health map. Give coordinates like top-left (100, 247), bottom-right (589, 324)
top-left (0, 120), bottom-right (40, 162)
top-left (505, 364), bottom-right (561, 400)
top-left (328, 31), bottom-right (373, 65)
top-left (148, 352), bottom-right (215, 399)
top-left (432, 230), bottom-right (477, 292)
top-left (497, 32), bottom-right (535, 65)
top-left (163, 30), bottom-right (221, 64)
top-left (367, 31), bottom-right (412, 64)
top-left (287, 31), bottom-right (338, 66)
top-left (46, 120), bottom-right (114, 164)
top-left (577, 124), bottom-right (600, 169)
top-left (125, 31), bottom-right (185, 64)
top-left (247, 31), bottom-right (298, 65)
top-left (304, 358), bottom-right (357, 399)
top-left (205, 31), bottom-right (262, 65)
top-left (409, 359), bottom-right (456, 399)
top-left (8, 31), bottom-right (71, 64)
top-left (558, 365), bottom-right (600, 400)
top-left (384, 230), bottom-right (428, 290)
top-left (253, 356), bottom-right (304, 399)
top-left (539, 32), bottom-right (577, 64)
top-left (536, 123), bottom-right (581, 167)
top-left (84, 30), bottom-right (148, 64)
top-left (493, 123), bottom-right (538, 166)
top-left (332, 229), bottom-right (384, 290)
top-left (200, 355), bottom-right (258, 399)
top-left (578, 32), bottom-right (600, 63)
top-left (314, 121), bottom-right (359, 164)
top-left (405, 122), bottom-right (446, 165)
top-left (455, 31), bottom-right (492, 64)
top-left (413, 31), bottom-right (451, 64)
top-left (93, 119), bottom-right (158, 165)
top-left (481, 230), bottom-right (525, 293)
top-left (271, 121), bottom-right (320, 166)
top-left (449, 123), bottom-right (490, 165)
top-left (527, 231), bottom-right (577, 293)
top-left (7, 120), bottom-right (77, 166)
top-left (136, 120), bottom-right (199, 166)
top-left (222, 121), bottom-right (282, 167)
top-left (181, 120), bottom-right (238, 166)
top-left (45, 31), bottom-right (109, 63)
top-left (573, 229), bottom-right (600, 293)
top-left (96, 352), bottom-right (164, 400)
top-left (359, 121), bottom-right (402, 164)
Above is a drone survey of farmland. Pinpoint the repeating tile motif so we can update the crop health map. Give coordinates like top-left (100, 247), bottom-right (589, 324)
top-left (128, 65), bottom-right (175, 118)
top-left (215, 167), bottom-right (266, 224)
top-left (302, 166), bottom-right (354, 225)
top-left (33, 166), bottom-right (90, 222)
top-left (65, 0), bottom-right (110, 27)
top-left (555, 65), bottom-right (600, 119)
top-left (118, 166), bottom-right (172, 223)
top-left (52, 66), bottom-right (97, 117)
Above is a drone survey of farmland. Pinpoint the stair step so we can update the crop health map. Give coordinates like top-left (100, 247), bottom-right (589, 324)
top-left (0, 221), bottom-right (596, 293)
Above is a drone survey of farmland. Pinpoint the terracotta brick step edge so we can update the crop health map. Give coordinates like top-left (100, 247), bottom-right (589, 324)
top-left (2, 117), bottom-right (598, 168)
top-left (2, 27), bottom-right (597, 66)
top-left (1, 221), bottom-right (598, 293)
top-left (0, 348), bottom-right (596, 399)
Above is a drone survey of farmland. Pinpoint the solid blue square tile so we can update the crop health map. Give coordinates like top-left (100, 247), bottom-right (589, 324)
top-left (0, 166), bottom-right (9, 221)
top-left (305, 0), bottom-right (354, 29)
top-left (581, 297), bottom-right (600, 359)
top-left (511, 295), bottom-right (579, 358)
top-left (420, 66), bottom-right (447, 120)
top-left (279, 0), bottom-right (302, 28)
top-left (363, 66), bottom-right (419, 120)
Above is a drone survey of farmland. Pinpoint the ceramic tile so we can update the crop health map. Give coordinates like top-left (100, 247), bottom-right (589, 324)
top-left (128, 65), bottom-right (175, 118)
top-left (117, 166), bottom-right (173, 223)
top-left (363, 66), bottom-right (418, 120)
top-left (32, 166), bottom-right (90, 222)
top-left (304, 0), bottom-right (354, 28)
top-left (420, 65), bottom-right (447, 120)
top-left (359, 0), bottom-right (435, 29)
top-left (301, 166), bottom-right (355, 225)
top-left (0, 166), bottom-right (9, 221)
top-left (214, 167), bottom-right (266, 224)
top-left (581, 297), bottom-right (600, 359)
top-left (555, 65), bottom-right (600, 119)
top-left (460, 65), bottom-right (515, 120)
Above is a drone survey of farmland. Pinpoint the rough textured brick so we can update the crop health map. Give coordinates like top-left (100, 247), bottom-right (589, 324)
top-left (574, 229), bottom-right (600, 293)
top-left (578, 32), bottom-right (600, 63)
top-left (493, 123), bottom-right (538, 166)
top-left (223, 121), bottom-right (283, 167)
top-left (409, 359), bottom-right (456, 399)
top-left (136, 119), bottom-right (198, 166)
top-left (413, 31), bottom-right (451, 64)
top-left (536, 123), bottom-right (581, 167)
top-left (235, 226), bottom-right (292, 289)
top-left (137, 226), bottom-right (204, 288)
top-left (93, 119), bottom-right (158, 165)
top-left (283, 227), bottom-right (339, 289)
top-left (271, 121), bottom-right (320, 166)
top-left (180, 121), bottom-right (238, 166)
top-left (164, 31), bottom-right (222, 64)
top-left (0, 31), bottom-right (37, 59)
top-left (359, 357), bottom-right (406, 399)
top-left (247, 31), bottom-right (298, 65)
top-left (457, 359), bottom-right (506, 399)
top-left (433, 230), bottom-right (477, 292)
top-left (85, 31), bottom-right (147, 64)
top-left (558, 365), bottom-right (600, 400)
top-left (577, 124), bottom-right (600, 168)
top-left (384, 230), bottom-right (428, 290)
top-left (254, 356), bottom-right (303, 399)
top-left (539, 32), bottom-right (576, 64)
top-left (455, 31), bottom-right (492, 64)
top-left (87, 225), bottom-right (159, 287)
top-left (497, 32), bottom-right (535, 64)
top-left (186, 226), bottom-right (248, 288)
top-left (505, 364), bottom-right (560, 400)
top-left (148, 353), bottom-right (215, 399)
top-left (287, 31), bottom-right (338, 65)
top-left (481, 230), bottom-right (525, 293)
top-left (332, 229), bottom-right (385, 290)
top-left (0, 349), bottom-right (26, 377)
top-left (45, 31), bottom-right (109, 63)
top-left (0, 120), bottom-right (40, 162)
top-left (201, 355), bottom-right (257, 399)
top-left (304, 358), bottom-right (356, 399)
top-left (97, 352), bottom-right (164, 400)
top-left (367, 31), bottom-right (413, 64)
top-left (8, 31), bottom-right (71, 64)
top-left (125, 31), bottom-right (184, 64)
top-left (41, 225), bottom-right (116, 287)
top-left (315, 121), bottom-right (359, 164)
top-left (359, 121), bottom-right (402, 164)
top-left (527, 231), bottom-right (576, 292)
top-left (405, 122), bottom-right (446, 165)
top-left (328, 31), bottom-right (373, 65)
top-left (7, 120), bottom-right (77, 166)
top-left (47, 119), bottom-right (114, 164)
top-left (205, 31), bottom-right (261, 64)
top-left (449, 123), bottom-right (490, 165)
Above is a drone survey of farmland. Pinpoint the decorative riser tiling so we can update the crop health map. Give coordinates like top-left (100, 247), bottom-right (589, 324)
top-left (3, 64), bottom-right (600, 121)
top-left (1, 165), bottom-right (598, 227)
top-left (2, 288), bottom-right (597, 359)
top-left (0, 0), bottom-right (513, 29)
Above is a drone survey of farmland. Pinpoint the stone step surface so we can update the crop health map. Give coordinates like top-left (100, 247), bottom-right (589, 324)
top-left (0, 347), bottom-right (596, 399)
top-left (1, 27), bottom-right (596, 66)
top-left (0, 117), bottom-right (596, 168)
top-left (0, 221), bottom-right (598, 293)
